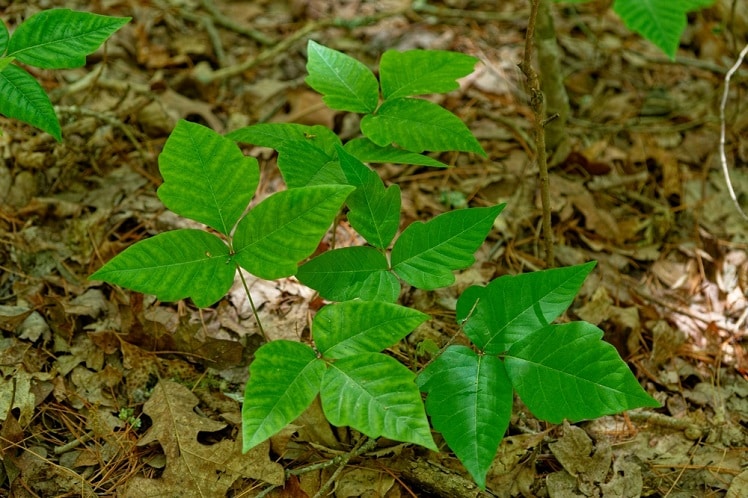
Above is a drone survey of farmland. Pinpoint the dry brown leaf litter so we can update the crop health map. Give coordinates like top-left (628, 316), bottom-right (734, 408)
top-left (1, 0), bottom-right (747, 496)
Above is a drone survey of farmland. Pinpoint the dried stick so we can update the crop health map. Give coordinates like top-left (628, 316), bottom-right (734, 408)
top-left (718, 42), bottom-right (748, 221)
top-left (519, 0), bottom-right (554, 266)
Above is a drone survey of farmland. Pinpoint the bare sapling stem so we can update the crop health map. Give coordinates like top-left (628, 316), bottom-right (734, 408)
top-left (520, 0), bottom-right (555, 267)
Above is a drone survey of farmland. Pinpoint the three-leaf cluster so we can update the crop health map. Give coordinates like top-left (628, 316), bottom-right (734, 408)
top-left (418, 262), bottom-right (660, 488)
top-left (90, 119), bottom-right (353, 306)
top-left (0, 9), bottom-right (130, 140)
top-left (90, 40), bottom-right (659, 490)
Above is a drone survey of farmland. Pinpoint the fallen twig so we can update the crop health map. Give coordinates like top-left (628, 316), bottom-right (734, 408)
top-left (718, 42), bottom-right (748, 221)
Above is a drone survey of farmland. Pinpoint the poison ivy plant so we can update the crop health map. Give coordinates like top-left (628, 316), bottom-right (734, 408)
top-left (243, 301), bottom-right (435, 452)
top-left (555, 0), bottom-right (714, 59)
top-left (90, 41), bottom-right (660, 492)
top-left (0, 9), bottom-right (130, 140)
top-left (227, 39), bottom-right (485, 188)
top-left (418, 262), bottom-right (660, 488)
top-left (90, 119), bottom-right (353, 306)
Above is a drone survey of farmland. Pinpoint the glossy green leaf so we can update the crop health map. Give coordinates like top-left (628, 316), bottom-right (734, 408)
top-left (343, 138), bottom-right (448, 167)
top-left (157, 120), bottom-right (259, 235)
top-left (360, 98), bottom-right (485, 156)
top-left (0, 65), bottom-right (60, 141)
top-left (356, 270), bottom-right (401, 302)
top-left (0, 20), bottom-right (8, 54)
top-left (233, 185), bottom-right (353, 280)
top-left (89, 229), bottom-right (234, 307)
top-left (296, 246), bottom-right (398, 302)
top-left (321, 353), bottom-right (437, 450)
top-left (242, 340), bottom-right (325, 452)
top-left (277, 140), bottom-right (345, 188)
top-left (7, 9), bottom-right (130, 69)
top-left (417, 346), bottom-right (512, 489)
top-left (227, 123), bottom-right (340, 155)
top-left (505, 322), bottom-right (660, 423)
top-left (612, 0), bottom-right (709, 60)
top-left (338, 146), bottom-right (400, 249)
top-left (459, 262), bottom-right (596, 354)
top-left (305, 40), bottom-right (379, 113)
top-left (313, 301), bottom-right (428, 359)
top-left (379, 49), bottom-right (478, 99)
top-left (391, 204), bottom-right (504, 289)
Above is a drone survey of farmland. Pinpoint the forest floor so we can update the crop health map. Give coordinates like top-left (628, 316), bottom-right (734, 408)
top-left (1, 0), bottom-right (748, 497)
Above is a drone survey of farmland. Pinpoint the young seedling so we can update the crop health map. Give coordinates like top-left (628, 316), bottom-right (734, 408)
top-left (90, 40), bottom-right (659, 489)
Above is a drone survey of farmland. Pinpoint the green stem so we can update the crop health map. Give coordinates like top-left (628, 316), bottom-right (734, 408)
top-left (237, 266), bottom-right (268, 342)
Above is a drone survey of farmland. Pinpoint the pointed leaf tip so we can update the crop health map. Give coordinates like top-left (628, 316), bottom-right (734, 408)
top-left (505, 322), bottom-right (660, 424)
top-left (242, 341), bottom-right (324, 451)
top-left (233, 185), bottom-right (354, 280)
top-left (321, 353), bottom-right (437, 450)
top-left (305, 40), bottom-right (379, 113)
top-left (8, 9), bottom-right (129, 69)
top-left (392, 204), bottom-right (504, 289)
top-left (158, 120), bottom-right (259, 235)
top-left (89, 229), bottom-right (235, 307)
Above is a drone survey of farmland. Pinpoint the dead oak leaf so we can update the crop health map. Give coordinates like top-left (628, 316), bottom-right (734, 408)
top-left (124, 381), bottom-right (283, 498)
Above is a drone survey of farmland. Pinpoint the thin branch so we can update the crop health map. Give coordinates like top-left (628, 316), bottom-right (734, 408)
top-left (254, 437), bottom-right (378, 498)
top-left (199, 0), bottom-right (276, 46)
top-left (519, 0), bottom-right (554, 266)
top-left (718, 42), bottom-right (748, 221)
top-left (313, 437), bottom-right (378, 498)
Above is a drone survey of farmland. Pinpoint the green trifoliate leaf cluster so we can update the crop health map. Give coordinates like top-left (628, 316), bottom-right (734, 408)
top-left (242, 301), bottom-right (435, 452)
top-left (0, 9), bottom-right (130, 140)
top-left (90, 120), bottom-right (353, 306)
top-left (88, 41), bottom-right (660, 492)
top-left (418, 262), bottom-right (660, 488)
